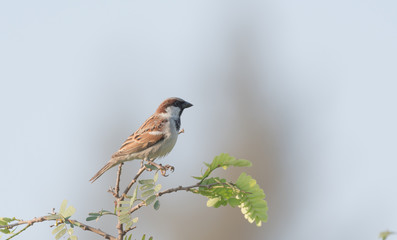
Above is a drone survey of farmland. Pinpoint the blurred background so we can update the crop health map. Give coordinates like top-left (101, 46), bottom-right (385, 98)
top-left (1, 0), bottom-right (397, 239)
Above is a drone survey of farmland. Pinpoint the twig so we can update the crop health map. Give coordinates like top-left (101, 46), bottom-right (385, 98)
top-left (157, 182), bottom-right (226, 197)
top-left (69, 219), bottom-right (116, 240)
top-left (119, 164), bottom-right (146, 201)
top-left (157, 183), bottom-right (200, 197)
top-left (116, 221), bottom-right (124, 240)
top-left (123, 225), bottom-right (137, 234)
top-left (0, 217), bottom-right (116, 240)
top-left (128, 202), bottom-right (146, 214)
top-left (6, 223), bottom-right (30, 240)
top-left (114, 163), bottom-right (123, 198)
top-left (115, 161), bottom-right (147, 239)
top-left (127, 183), bottom-right (221, 215)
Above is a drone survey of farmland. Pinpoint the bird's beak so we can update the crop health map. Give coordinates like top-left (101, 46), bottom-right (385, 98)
top-left (183, 101), bottom-right (193, 109)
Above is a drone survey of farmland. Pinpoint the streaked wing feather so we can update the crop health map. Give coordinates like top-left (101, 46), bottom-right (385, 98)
top-left (111, 115), bottom-right (167, 159)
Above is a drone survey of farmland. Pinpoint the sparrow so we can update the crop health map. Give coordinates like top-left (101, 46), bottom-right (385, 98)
top-left (90, 97), bottom-right (193, 183)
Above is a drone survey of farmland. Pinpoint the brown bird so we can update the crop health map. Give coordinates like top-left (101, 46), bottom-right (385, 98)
top-left (90, 97), bottom-right (193, 183)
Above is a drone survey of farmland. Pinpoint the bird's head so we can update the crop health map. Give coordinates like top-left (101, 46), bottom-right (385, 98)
top-left (155, 97), bottom-right (193, 117)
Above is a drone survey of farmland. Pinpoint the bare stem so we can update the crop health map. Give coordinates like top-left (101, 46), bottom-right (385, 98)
top-left (114, 163), bottom-right (123, 198)
top-left (157, 183), bottom-right (201, 197)
top-left (123, 226), bottom-right (137, 234)
top-left (128, 202), bottom-right (146, 215)
top-left (69, 219), bottom-right (116, 240)
top-left (116, 221), bottom-right (124, 240)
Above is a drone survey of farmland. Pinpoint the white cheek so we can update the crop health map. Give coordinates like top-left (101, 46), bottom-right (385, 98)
top-left (168, 106), bottom-right (181, 117)
top-left (160, 106), bottom-right (181, 118)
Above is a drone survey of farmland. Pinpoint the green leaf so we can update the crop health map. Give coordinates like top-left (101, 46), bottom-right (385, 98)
top-left (141, 189), bottom-right (155, 198)
top-left (141, 234), bottom-right (146, 240)
top-left (379, 231), bottom-right (395, 240)
top-left (153, 200), bottom-right (160, 210)
top-left (55, 228), bottom-right (67, 240)
top-left (145, 195), bottom-right (157, 205)
top-left (236, 172), bottom-right (268, 226)
top-left (132, 217), bottom-right (139, 223)
top-left (46, 214), bottom-right (61, 220)
top-left (148, 237), bottom-right (153, 240)
top-left (118, 206), bottom-right (131, 211)
top-left (67, 228), bottom-right (74, 235)
top-left (139, 179), bottom-right (154, 185)
top-left (59, 200), bottom-right (68, 215)
top-left (130, 187), bottom-right (138, 206)
top-left (206, 197), bottom-right (221, 208)
top-left (125, 221), bottom-right (133, 229)
top-left (153, 172), bottom-right (159, 182)
top-left (99, 210), bottom-right (113, 215)
top-left (52, 224), bottom-right (65, 235)
top-left (154, 184), bottom-right (162, 192)
top-left (0, 228), bottom-right (10, 234)
top-left (1, 217), bottom-right (13, 223)
top-left (194, 153), bottom-right (252, 180)
top-left (88, 213), bottom-right (100, 217)
top-left (86, 216), bottom-right (98, 221)
top-left (228, 198), bottom-right (240, 207)
top-left (69, 236), bottom-right (78, 240)
top-left (119, 215), bottom-right (130, 224)
top-left (63, 206), bottom-right (76, 218)
top-left (140, 184), bottom-right (155, 191)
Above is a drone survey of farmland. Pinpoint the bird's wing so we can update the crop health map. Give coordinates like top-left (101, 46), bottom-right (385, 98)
top-left (111, 115), bottom-right (168, 159)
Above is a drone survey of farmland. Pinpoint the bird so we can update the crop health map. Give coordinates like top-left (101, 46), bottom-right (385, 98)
top-left (90, 97), bottom-right (193, 183)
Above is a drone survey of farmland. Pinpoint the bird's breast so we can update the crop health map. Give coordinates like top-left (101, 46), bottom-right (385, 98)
top-left (148, 117), bottom-right (179, 158)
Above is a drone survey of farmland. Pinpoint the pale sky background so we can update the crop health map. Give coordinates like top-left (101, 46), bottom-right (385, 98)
top-left (1, 1), bottom-right (397, 240)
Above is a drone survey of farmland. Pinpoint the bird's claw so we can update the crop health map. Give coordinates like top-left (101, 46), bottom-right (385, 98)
top-left (158, 164), bottom-right (175, 177)
top-left (164, 164), bottom-right (175, 172)
top-left (145, 161), bottom-right (175, 176)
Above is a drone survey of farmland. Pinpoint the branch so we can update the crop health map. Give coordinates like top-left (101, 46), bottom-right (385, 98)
top-left (123, 225), bottom-right (137, 234)
top-left (127, 183), bottom-right (221, 215)
top-left (157, 183), bottom-right (200, 197)
top-left (157, 182), bottom-right (227, 197)
top-left (128, 202), bottom-right (145, 215)
top-left (0, 217), bottom-right (116, 240)
top-left (69, 219), bottom-right (116, 240)
top-left (116, 221), bottom-right (123, 240)
top-left (114, 163), bottom-right (123, 198)
top-left (119, 163), bottom-right (146, 201)
top-left (0, 216), bottom-right (47, 230)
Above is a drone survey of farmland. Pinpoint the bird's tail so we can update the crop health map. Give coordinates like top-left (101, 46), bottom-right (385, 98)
top-left (90, 161), bottom-right (116, 183)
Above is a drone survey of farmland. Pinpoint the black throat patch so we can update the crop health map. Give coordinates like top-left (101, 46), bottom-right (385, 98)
top-left (174, 118), bottom-right (181, 131)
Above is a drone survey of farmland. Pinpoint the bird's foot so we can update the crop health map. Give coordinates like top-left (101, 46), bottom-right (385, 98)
top-left (158, 164), bottom-right (175, 176)
top-left (163, 164), bottom-right (175, 172)
top-left (146, 161), bottom-right (175, 176)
